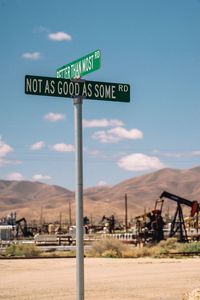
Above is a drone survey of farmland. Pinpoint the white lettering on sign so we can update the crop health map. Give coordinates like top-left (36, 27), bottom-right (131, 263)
top-left (57, 66), bottom-right (70, 79)
top-left (69, 82), bottom-right (75, 94)
top-left (94, 84), bottom-right (116, 99)
top-left (68, 55), bottom-right (95, 79)
top-left (57, 80), bottom-right (80, 97)
top-left (44, 80), bottom-right (55, 94)
top-left (82, 55), bottom-right (94, 72)
top-left (58, 81), bottom-right (63, 95)
top-left (56, 50), bottom-right (101, 80)
top-left (118, 84), bottom-right (129, 92)
top-left (50, 80), bottom-right (55, 94)
top-left (26, 77), bottom-right (43, 93)
top-left (75, 82), bottom-right (80, 96)
top-left (82, 83), bottom-right (87, 97)
top-left (87, 83), bottom-right (92, 97)
top-left (94, 50), bottom-right (100, 59)
top-left (25, 76), bottom-right (130, 102)
top-left (81, 83), bottom-right (92, 97)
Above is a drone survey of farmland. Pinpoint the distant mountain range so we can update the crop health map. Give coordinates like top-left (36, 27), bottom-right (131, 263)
top-left (0, 166), bottom-right (200, 223)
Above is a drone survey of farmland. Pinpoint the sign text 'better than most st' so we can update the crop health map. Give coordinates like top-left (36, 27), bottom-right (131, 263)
top-left (56, 49), bottom-right (101, 79)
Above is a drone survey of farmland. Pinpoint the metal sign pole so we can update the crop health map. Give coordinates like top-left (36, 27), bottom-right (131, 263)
top-left (74, 97), bottom-right (84, 300)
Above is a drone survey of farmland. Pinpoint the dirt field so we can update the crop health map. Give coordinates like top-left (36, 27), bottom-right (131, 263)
top-left (0, 257), bottom-right (200, 300)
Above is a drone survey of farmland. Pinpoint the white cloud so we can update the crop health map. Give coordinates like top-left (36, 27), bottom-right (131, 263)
top-left (92, 127), bottom-right (143, 143)
top-left (97, 180), bottom-right (109, 187)
top-left (44, 112), bottom-right (65, 122)
top-left (110, 127), bottom-right (143, 139)
top-left (152, 149), bottom-right (184, 158)
top-left (32, 174), bottom-right (51, 181)
top-left (21, 52), bottom-right (41, 60)
top-left (0, 137), bottom-right (14, 166)
top-left (6, 172), bottom-right (25, 181)
top-left (0, 137), bottom-right (13, 157)
top-left (83, 119), bottom-right (124, 128)
top-left (191, 151), bottom-right (200, 156)
top-left (0, 159), bottom-right (8, 167)
top-left (153, 149), bottom-right (200, 158)
top-left (117, 153), bottom-right (165, 171)
top-left (48, 32), bottom-right (72, 41)
top-left (0, 159), bottom-right (21, 167)
top-left (30, 141), bottom-right (45, 150)
top-left (51, 143), bottom-right (75, 152)
top-left (164, 152), bottom-right (184, 158)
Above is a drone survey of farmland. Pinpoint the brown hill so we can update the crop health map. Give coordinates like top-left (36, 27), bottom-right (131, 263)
top-left (0, 180), bottom-right (74, 223)
top-left (84, 166), bottom-right (200, 221)
top-left (0, 166), bottom-right (200, 223)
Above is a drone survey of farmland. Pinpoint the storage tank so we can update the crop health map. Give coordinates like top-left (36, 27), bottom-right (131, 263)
top-left (0, 225), bottom-right (13, 240)
top-left (48, 223), bottom-right (56, 234)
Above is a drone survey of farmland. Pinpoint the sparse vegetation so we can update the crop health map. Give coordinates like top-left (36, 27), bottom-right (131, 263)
top-left (3, 238), bottom-right (200, 259)
top-left (178, 241), bottom-right (200, 253)
top-left (2, 243), bottom-right (76, 258)
top-left (40, 250), bottom-right (76, 258)
top-left (151, 238), bottom-right (180, 257)
top-left (88, 238), bottom-right (125, 258)
top-left (88, 238), bottom-right (200, 258)
top-left (122, 245), bottom-right (154, 258)
top-left (5, 243), bottom-right (42, 257)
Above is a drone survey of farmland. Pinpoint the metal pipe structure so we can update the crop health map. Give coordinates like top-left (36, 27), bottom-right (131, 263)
top-left (160, 190), bottom-right (200, 242)
top-left (125, 194), bottom-right (128, 232)
top-left (74, 97), bottom-right (84, 300)
top-left (160, 191), bottom-right (199, 209)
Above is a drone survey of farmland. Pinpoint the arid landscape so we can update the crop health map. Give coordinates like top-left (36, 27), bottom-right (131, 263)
top-left (0, 257), bottom-right (200, 300)
top-left (0, 166), bottom-right (200, 223)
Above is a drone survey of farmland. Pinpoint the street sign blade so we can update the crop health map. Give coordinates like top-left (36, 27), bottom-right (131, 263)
top-left (56, 49), bottom-right (101, 79)
top-left (25, 75), bottom-right (130, 102)
top-left (80, 80), bottom-right (130, 102)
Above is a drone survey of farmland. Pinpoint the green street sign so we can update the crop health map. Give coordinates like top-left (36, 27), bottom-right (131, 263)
top-left (56, 49), bottom-right (101, 79)
top-left (25, 75), bottom-right (130, 102)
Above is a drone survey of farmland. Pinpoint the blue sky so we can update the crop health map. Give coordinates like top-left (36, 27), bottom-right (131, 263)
top-left (0, 0), bottom-right (200, 190)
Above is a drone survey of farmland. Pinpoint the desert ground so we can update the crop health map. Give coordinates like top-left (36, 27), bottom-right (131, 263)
top-left (0, 257), bottom-right (200, 300)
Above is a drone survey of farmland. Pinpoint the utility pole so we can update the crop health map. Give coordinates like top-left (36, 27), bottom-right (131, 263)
top-left (125, 193), bottom-right (128, 233)
top-left (74, 97), bottom-right (84, 300)
top-left (40, 207), bottom-right (43, 226)
top-left (69, 199), bottom-right (72, 226)
top-left (59, 212), bottom-right (62, 232)
top-left (24, 49), bottom-right (131, 300)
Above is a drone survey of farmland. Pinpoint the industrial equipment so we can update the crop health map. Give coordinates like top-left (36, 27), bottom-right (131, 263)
top-left (101, 215), bottom-right (116, 233)
top-left (34, 233), bottom-right (73, 246)
top-left (15, 218), bottom-right (33, 238)
top-left (159, 191), bottom-right (199, 242)
top-left (135, 208), bottom-right (165, 243)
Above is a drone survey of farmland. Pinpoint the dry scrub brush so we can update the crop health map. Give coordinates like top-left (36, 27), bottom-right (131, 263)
top-left (88, 238), bottom-right (200, 258)
top-left (88, 238), bottom-right (126, 258)
top-left (5, 243), bottom-right (42, 257)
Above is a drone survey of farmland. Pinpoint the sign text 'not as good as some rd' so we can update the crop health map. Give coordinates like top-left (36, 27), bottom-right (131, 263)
top-left (25, 75), bottom-right (130, 102)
